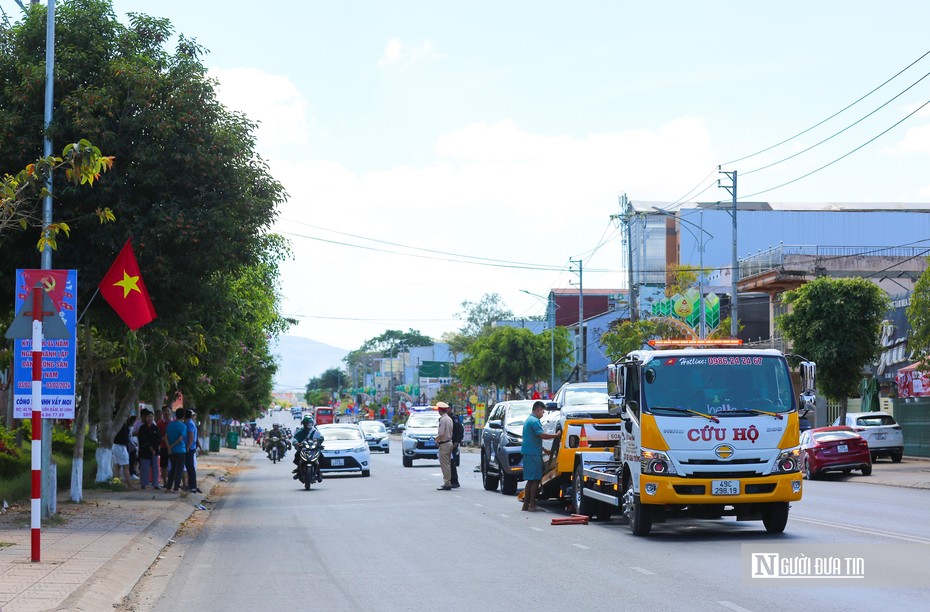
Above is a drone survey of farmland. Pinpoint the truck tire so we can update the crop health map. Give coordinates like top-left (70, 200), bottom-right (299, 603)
top-left (481, 454), bottom-right (499, 491)
top-left (623, 478), bottom-right (652, 536)
top-left (501, 473), bottom-right (518, 495)
top-left (595, 501), bottom-right (615, 522)
top-left (762, 502), bottom-right (789, 534)
top-left (572, 463), bottom-right (597, 517)
top-left (403, 456), bottom-right (413, 468)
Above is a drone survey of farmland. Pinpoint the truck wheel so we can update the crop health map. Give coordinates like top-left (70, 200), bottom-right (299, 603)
top-left (403, 456), bottom-right (413, 468)
top-left (595, 501), bottom-right (615, 522)
top-left (572, 463), bottom-right (597, 517)
top-left (762, 502), bottom-right (789, 534)
top-left (481, 454), bottom-right (499, 491)
top-left (501, 473), bottom-right (518, 495)
top-left (623, 478), bottom-right (652, 536)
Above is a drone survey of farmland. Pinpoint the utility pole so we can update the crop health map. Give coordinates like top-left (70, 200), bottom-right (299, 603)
top-left (718, 167), bottom-right (738, 338)
top-left (616, 194), bottom-right (638, 322)
top-left (570, 258), bottom-right (585, 382)
top-left (40, 0), bottom-right (56, 519)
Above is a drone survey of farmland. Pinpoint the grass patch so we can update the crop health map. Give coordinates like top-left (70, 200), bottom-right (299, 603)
top-left (0, 452), bottom-right (100, 503)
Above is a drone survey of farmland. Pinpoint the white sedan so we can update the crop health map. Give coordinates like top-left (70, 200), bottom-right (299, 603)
top-left (358, 420), bottom-right (391, 453)
top-left (317, 424), bottom-right (371, 477)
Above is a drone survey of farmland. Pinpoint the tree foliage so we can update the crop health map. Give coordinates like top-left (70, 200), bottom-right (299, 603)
top-left (777, 277), bottom-right (888, 422)
top-left (454, 293), bottom-right (513, 341)
top-left (360, 329), bottom-right (432, 355)
top-left (906, 260), bottom-right (930, 370)
top-left (458, 326), bottom-right (550, 398)
top-left (0, 1), bottom-right (289, 453)
top-left (600, 318), bottom-right (687, 362)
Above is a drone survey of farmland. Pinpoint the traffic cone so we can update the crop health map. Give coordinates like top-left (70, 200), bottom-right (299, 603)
top-left (579, 425), bottom-right (589, 448)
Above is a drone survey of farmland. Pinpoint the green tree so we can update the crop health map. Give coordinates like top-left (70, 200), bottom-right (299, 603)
top-left (600, 318), bottom-right (685, 362)
top-left (907, 261), bottom-right (930, 370)
top-left (777, 277), bottom-right (888, 423)
top-left (454, 293), bottom-right (513, 341)
top-left (458, 326), bottom-right (549, 398)
top-left (0, 2), bottom-right (288, 487)
top-left (360, 329), bottom-right (433, 354)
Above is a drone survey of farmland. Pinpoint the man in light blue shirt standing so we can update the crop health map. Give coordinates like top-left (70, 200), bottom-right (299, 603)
top-left (521, 401), bottom-right (557, 512)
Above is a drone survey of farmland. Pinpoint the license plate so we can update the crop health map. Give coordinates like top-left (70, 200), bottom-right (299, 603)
top-left (712, 480), bottom-right (740, 495)
top-left (331, 458), bottom-right (344, 466)
top-left (874, 433), bottom-right (886, 440)
top-left (837, 444), bottom-right (848, 453)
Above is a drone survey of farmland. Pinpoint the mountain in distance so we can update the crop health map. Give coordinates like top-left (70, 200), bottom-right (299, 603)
top-left (270, 335), bottom-right (348, 394)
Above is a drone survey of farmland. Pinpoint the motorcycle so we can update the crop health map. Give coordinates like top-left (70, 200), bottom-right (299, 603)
top-left (294, 438), bottom-right (324, 490)
top-left (266, 435), bottom-right (287, 463)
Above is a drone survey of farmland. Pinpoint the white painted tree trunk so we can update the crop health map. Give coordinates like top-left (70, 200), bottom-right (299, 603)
top-left (70, 458), bottom-right (83, 502)
top-left (95, 447), bottom-right (114, 482)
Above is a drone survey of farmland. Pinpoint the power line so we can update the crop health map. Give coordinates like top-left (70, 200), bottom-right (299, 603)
top-left (724, 48), bottom-right (930, 165)
top-left (280, 229), bottom-right (622, 273)
top-left (742, 66), bottom-right (930, 177)
top-left (742, 96), bottom-right (930, 199)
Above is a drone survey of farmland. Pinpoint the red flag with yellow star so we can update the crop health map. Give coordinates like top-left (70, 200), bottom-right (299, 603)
top-left (99, 238), bottom-right (156, 330)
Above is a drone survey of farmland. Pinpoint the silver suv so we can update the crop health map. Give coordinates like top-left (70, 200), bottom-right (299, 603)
top-left (833, 412), bottom-right (904, 462)
top-left (401, 410), bottom-right (440, 467)
top-left (480, 400), bottom-right (537, 495)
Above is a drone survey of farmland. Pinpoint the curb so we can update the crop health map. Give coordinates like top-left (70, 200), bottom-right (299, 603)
top-left (57, 448), bottom-right (252, 611)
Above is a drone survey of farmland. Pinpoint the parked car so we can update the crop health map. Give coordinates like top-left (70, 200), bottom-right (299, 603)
top-left (832, 411), bottom-right (904, 462)
top-left (359, 420), bottom-right (390, 453)
top-left (316, 424), bottom-right (371, 477)
top-left (540, 381), bottom-right (618, 453)
top-left (480, 400), bottom-right (536, 495)
top-left (401, 408), bottom-right (440, 467)
top-left (800, 426), bottom-right (871, 479)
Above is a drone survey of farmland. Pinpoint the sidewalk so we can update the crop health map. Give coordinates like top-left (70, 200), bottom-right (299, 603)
top-left (0, 444), bottom-right (257, 612)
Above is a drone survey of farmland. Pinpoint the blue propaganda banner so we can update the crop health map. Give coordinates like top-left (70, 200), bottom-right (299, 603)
top-left (13, 269), bottom-right (78, 419)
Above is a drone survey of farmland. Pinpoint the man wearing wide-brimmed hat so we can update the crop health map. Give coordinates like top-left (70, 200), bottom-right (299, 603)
top-left (435, 402), bottom-right (454, 490)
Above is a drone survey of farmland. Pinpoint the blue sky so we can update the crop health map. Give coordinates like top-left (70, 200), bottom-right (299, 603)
top-left (7, 1), bottom-right (930, 351)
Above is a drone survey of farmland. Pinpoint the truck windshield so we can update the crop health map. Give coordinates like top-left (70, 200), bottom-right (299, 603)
top-left (641, 354), bottom-right (795, 417)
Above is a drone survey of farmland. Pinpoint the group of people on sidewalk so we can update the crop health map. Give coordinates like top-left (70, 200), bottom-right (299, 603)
top-left (112, 407), bottom-right (202, 494)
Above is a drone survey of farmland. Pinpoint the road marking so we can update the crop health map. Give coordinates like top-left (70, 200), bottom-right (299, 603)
top-left (474, 503), bottom-right (484, 507)
top-left (499, 514), bottom-right (510, 518)
top-left (344, 498), bottom-right (378, 502)
top-left (792, 515), bottom-right (930, 544)
top-left (629, 566), bottom-right (654, 575)
top-left (572, 543), bottom-right (591, 550)
top-left (717, 601), bottom-right (753, 612)
top-left (529, 526), bottom-right (543, 532)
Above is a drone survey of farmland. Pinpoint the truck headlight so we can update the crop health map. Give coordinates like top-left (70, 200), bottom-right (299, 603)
top-left (641, 449), bottom-right (677, 476)
top-left (770, 447), bottom-right (801, 474)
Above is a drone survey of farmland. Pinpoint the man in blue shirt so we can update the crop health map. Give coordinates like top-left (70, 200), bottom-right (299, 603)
top-left (521, 401), bottom-right (557, 512)
top-left (164, 408), bottom-right (187, 493)
top-left (184, 410), bottom-right (201, 493)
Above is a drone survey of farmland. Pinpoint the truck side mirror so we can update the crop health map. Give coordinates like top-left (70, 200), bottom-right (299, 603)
top-left (608, 396), bottom-right (625, 416)
top-left (800, 361), bottom-right (816, 395)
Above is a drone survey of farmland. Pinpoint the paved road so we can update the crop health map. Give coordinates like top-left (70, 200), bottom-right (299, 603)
top-left (131, 439), bottom-right (930, 612)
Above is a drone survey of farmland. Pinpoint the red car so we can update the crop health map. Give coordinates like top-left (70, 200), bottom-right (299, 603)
top-left (799, 426), bottom-right (871, 479)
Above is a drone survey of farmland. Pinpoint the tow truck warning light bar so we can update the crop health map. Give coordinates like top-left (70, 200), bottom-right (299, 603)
top-left (647, 339), bottom-right (744, 348)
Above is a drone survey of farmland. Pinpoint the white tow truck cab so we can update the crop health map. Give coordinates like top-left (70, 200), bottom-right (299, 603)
top-left (575, 339), bottom-right (816, 536)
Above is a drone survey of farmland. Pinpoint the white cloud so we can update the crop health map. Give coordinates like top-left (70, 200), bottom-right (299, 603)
top-left (888, 123), bottom-right (930, 154)
top-left (270, 117), bottom-right (718, 349)
top-left (378, 38), bottom-right (444, 67)
top-left (209, 67), bottom-right (312, 150)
